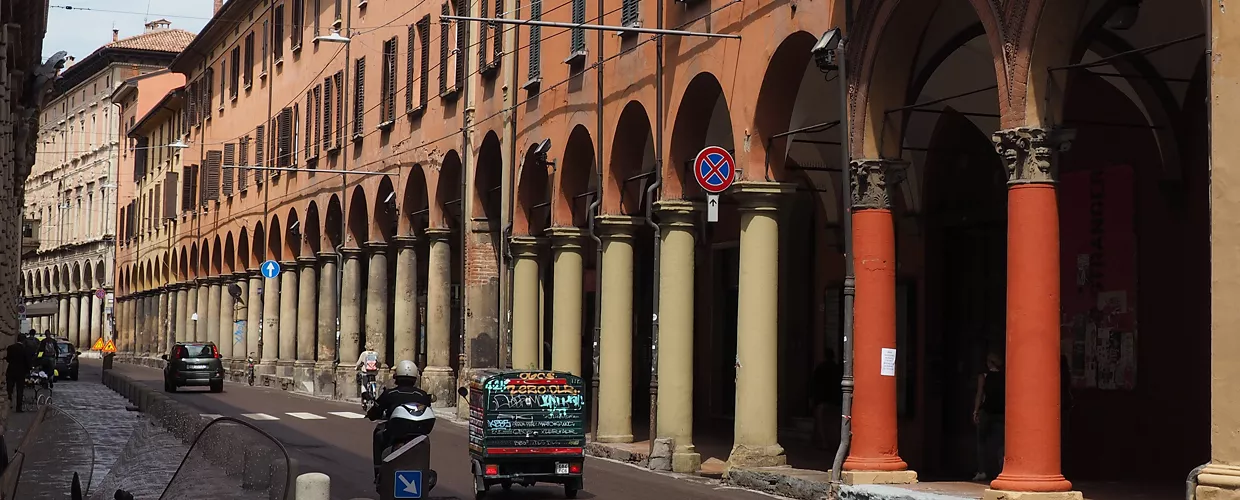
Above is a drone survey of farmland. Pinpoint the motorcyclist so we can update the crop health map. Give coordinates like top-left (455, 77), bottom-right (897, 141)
top-left (355, 346), bottom-right (380, 398)
top-left (366, 360), bottom-right (432, 482)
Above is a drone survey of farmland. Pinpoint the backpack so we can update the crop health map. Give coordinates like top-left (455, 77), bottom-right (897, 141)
top-left (364, 352), bottom-right (379, 371)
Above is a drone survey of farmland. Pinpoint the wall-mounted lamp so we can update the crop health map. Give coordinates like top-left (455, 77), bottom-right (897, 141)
top-left (812, 29), bottom-right (842, 73)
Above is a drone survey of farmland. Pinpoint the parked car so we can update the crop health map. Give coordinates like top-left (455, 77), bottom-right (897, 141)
top-left (162, 342), bottom-right (224, 393)
top-left (54, 341), bottom-right (79, 380)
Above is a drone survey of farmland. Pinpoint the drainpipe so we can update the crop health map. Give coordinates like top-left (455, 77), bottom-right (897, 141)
top-left (830, 0), bottom-right (855, 481)
top-left (500, 5), bottom-right (521, 371)
top-left (645, 0), bottom-right (664, 457)
top-left (463, 9), bottom-right (477, 374)
top-left (1187, 463), bottom-right (1207, 500)
top-left (335, 1), bottom-right (356, 366)
top-left (587, 0), bottom-right (608, 439)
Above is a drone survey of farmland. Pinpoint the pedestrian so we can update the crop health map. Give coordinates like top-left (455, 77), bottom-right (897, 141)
top-left (972, 350), bottom-right (1004, 481)
top-left (38, 334), bottom-right (57, 388)
top-left (811, 349), bottom-right (842, 449)
top-left (4, 335), bottom-right (30, 412)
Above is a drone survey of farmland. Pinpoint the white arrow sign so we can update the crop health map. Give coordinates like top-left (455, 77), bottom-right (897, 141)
top-left (398, 473), bottom-right (420, 496)
top-left (260, 260), bottom-right (281, 279)
top-left (707, 194), bottom-right (720, 223)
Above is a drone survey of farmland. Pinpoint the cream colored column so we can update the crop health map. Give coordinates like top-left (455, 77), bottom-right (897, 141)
top-left (261, 268), bottom-right (281, 374)
top-left (278, 262), bottom-right (299, 377)
top-left (57, 295), bottom-right (69, 338)
top-left (423, 228), bottom-right (454, 403)
top-left (206, 279), bottom-right (222, 350)
top-left (231, 273), bottom-right (250, 362)
top-left (595, 215), bottom-right (642, 443)
top-left (317, 253), bottom-right (339, 365)
top-left (510, 236), bottom-right (543, 370)
top-left (546, 227), bottom-right (584, 375)
top-left (246, 271), bottom-right (262, 363)
top-left (296, 257), bottom-right (318, 385)
top-left (185, 284), bottom-right (198, 344)
top-left (655, 200), bottom-right (703, 472)
top-left (728, 182), bottom-right (794, 467)
top-left (364, 243), bottom-right (390, 369)
top-left (337, 249), bottom-right (364, 388)
top-left (77, 293), bottom-right (90, 350)
top-left (196, 282), bottom-right (210, 342)
top-left (157, 290), bottom-right (169, 355)
top-left (68, 293), bottom-right (81, 348)
top-left (175, 284), bottom-right (189, 342)
top-left (90, 292), bottom-right (103, 349)
top-left (392, 236), bottom-right (419, 365)
top-left (218, 278), bottom-right (236, 361)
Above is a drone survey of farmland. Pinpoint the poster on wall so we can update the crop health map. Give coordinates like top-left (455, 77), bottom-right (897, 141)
top-left (1059, 164), bottom-right (1138, 391)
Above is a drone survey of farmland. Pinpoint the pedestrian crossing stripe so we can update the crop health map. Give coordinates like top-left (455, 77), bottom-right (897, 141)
top-left (287, 412), bottom-right (326, 420)
top-left (241, 413), bottom-right (279, 420)
top-left (329, 411), bottom-right (366, 419)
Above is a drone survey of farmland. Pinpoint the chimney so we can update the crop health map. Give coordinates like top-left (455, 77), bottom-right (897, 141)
top-left (214, 0), bottom-right (224, 13)
top-left (112, 29), bottom-right (118, 42)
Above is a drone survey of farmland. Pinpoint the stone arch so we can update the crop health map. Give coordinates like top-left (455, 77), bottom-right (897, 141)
top-left (212, 235), bottom-right (224, 275)
top-left (83, 262), bottom-right (94, 292)
top-left (180, 247), bottom-right (189, 280)
top-left (556, 125), bottom-right (595, 227)
top-left (269, 215), bottom-right (284, 261)
top-left (374, 176), bottom-right (397, 242)
top-left (60, 265), bottom-right (71, 293)
top-left (474, 132), bottom-right (503, 221)
top-left (667, 72), bottom-right (734, 199)
top-left (199, 239), bottom-right (211, 277)
top-left (238, 229), bottom-right (251, 271)
top-left (305, 202), bottom-right (323, 254)
top-left (190, 243), bottom-right (200, 279)
top-left (750, 30), bottom-right (821, 181)
top-left (224, 233), bottom-right (237, 274)
top-left (346, 186), bottom-right (369, 247)
top-left (97, 261), bottom-right (106, 288)
top-left (72, 262), bottom-right (82, 292)
top-left (34, 271), bottom-right (42, 295)
top-left (45, 267), bottom-right (53, 294)
top-left (437, 151), bottom-right (463, 229)
top-left (325, 195), bottom-right (344, 249)
top-left (286, 208), bottom-right (302, 259)
top-left (607, 101), bottom-right (656, 215)
top-left (252, 221), bottom-right (266, 266)
top-left (401, 164), bottom-right (429, 235)
top-left (515, 143), bottom-right (550, 235)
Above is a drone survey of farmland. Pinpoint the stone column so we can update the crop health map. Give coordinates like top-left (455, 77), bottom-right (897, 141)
top-left (207, 279), bottom-right (222, 350)
top-left (654, 200), bottom-right (702, 473)
top-left (296, 257), bottom-right (318, 388)
top-left (246, 271), bottom-right (263, 366)
top-left (218, 278), bottom-right (236, 362)
top-left (175, 285), bottom-right (189, 343)
top-left (185, 284), bottom-right (199, 344)
top-left (510, 236), bottom-right (543, 370)
top-left (728, 182), bottom-right (794, 467)
top-left (78, 293), bottom-right (90, 350)
top-left (546, 227), bottom-right (585, 375)
top-left (261, 267), bottom-right (281, 374)
top-left (278, 262), bottom-right (299, 377)
top-left (316, 252), bottom-right (339, 397)
top-left (158, 290), bottom-right (170, 355)
top-left (842, 160), bottom-right (913, 477)
top-left (595, 215), bottom-right (642, 443)
top-left (364, 243), bottom-right (390, 370)
top-left (68, 293), bottom-right (81, 348)
top-left (336, 248), bottom-right (364, 394)
top-left (90, 292), bottom-right (103, 349)
top-left (988, 129), bottom-right (1075, 497)
top-left (57, 294), bottom-right (69, 339)
top-left (196, 282), bottom-right (210, 342)
top-left (423, 228), bottom-right (454, 403)
top-left (392, 236), bottom-right (419, 365)
top-left (231, 273), bottom-right (250, 369)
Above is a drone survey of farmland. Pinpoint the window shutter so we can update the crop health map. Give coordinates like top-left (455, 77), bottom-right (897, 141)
top-left (455, 0), bottom-right (467, 88)
top-left (439, 3), bottom-right (449, 95)
top-left (187, 82), bottom-right (197, 125)
top-left (206, 68), bottom-right (215, 116)
top-left (406, 24), bottom-right (415, 112)
top-left (238, 138), bottom-right (250, 190)
top-left (353, 57), bottom-right (365, 137)
top-left (418, 17), bottom-right (430, 108)
top-left (231, 47), bottom-right (241, 96)
top-left (274, 4), bottom-right (285, 61)
top-left (314, 85), bottom-right (322, 156)
top-left (493, 0), bottom-right (503, 63)
top-left (571, 0), bottom-right (585, 53)
top-left (478, 0), bottom-right (488, 67)
top-left (262, 20), bottom-right (269, 72)
top-left (154, 185), bottom-right (162, 222)
top-left (292, 0), bottom-right (304, 48)
top-left (334, 71), bottom-right (344, 148)
top-left (323, 77), bottom-right (334, 149)
top-left (278, 107), bottom-right (293, 168)
top-left (134, 137), bottom-right (149, 179)
top-left (386, 37), bottom-right (398, 122)
top-left (255, 125), bottom-right (265, 183)
top-left (205, 150), bottom-right (222, 202)
top-left (245, 32), bottom-right (255, 84)
top-left (621, 0), bottom-right (638, 27)
top-left (530, 0), bottom-right (542, 81)
top-left (163, 171), bottom-right (178, 219)
top-left (222, 143), bottom-right (236, 196)
top-left (305, 90), bottom-right (314, 159)
top-left (181, 166), bottom-right (193, 211)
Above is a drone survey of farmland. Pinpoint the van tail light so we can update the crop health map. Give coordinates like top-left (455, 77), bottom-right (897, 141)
top-left (484, 464), bottom-right (498, 476)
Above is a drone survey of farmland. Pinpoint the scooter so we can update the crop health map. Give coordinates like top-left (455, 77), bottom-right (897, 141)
top-left (373, 400), bottom-right (438, 499)
top-left (246, 354), bottom-right (256, 386)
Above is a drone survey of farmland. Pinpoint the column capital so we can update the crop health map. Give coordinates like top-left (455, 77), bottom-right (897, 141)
top-left (280, 261), bottom-right (299, 273)
top-left (296, 256), bottom-right (318, 267)
top-left (655, 200), bottom-right (704, 228)
top-left (595, 215), bottom-right (643, 241)
top-left (203, 276), bottom-right (223, 285)
top-left (316, 251), bottom-right (340, 262)
top-left (231, 271), bottom-right (250, 281)
top-left (365, 241), bottom-right (389, 253)
top-left (341, 247), bottom-right (366, 258)
top-left (246, 268), bottom-right (262, 278)
top-left (849, 158), bottom-right (908, 210)
top-left (510, 235), bottom-right (546, 257)
top-left (732, 181), bottom-right (797, 212)
top-left (545, 226), bottom-right (586, 250)
top-left (393, 234), bottom-right (418, 247)
top-left (424, 227), bottom-right (453, 241)
top-left (992, 127), bottom-right (1067, 185)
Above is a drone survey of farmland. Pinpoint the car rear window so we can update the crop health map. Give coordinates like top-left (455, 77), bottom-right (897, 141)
top-left (56, 343), bottom-right (71, 354)
top-left (177, 345), bottom-right (215, 359)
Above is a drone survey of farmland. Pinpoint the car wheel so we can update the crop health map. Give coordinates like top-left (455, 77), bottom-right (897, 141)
top-left (209, 381), bottom-right (223, 393)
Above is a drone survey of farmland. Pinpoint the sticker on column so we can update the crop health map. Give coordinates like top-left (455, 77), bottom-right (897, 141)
top-left (880, 348), bottom-right (897, 377)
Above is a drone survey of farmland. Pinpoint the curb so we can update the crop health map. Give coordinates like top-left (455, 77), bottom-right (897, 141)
top-left (726, 468), bottom-right (833, 500)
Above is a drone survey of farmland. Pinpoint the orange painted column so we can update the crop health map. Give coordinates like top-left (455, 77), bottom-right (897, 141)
top-left (844, 159), bottom-right (908, 472)
top-left (991, 128), bottom-right (1072, 493)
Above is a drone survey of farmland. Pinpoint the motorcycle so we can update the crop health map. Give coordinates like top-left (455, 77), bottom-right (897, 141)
top-left (372, 399), bottom-right (438, 499)
top-left (245, 354), bottom-right (256, 386)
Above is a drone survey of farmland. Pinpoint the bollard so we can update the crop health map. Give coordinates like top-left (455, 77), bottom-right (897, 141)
top-left (378, 436), bottom-right (435, 500)
top-left (295, 472), bottom-right (330, 500)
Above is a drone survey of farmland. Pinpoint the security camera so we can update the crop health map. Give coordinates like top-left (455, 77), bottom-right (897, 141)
top-left (812, 28), bottom-right (842, 73)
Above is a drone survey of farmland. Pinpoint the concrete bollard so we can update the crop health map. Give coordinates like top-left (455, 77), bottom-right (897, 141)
top-left (295, 472), bottom-right (330, 500)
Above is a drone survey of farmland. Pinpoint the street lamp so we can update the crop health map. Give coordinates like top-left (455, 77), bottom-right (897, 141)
top-left (812, 29), bottom-right (843, 73)
top-left (314, 29), bottom-right (350, 43)
top-left (167, 139), bottom-right (189, 149)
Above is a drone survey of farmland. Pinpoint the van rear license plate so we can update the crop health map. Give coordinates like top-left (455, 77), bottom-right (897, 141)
top-left (556, 463), bottom-right (569, 474)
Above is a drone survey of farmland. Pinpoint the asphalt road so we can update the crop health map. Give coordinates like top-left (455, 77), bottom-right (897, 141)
top-left (86, 360), bottom-right (777, 500)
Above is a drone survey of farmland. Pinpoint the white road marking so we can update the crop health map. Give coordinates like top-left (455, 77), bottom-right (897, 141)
top-left (328, 411), bottom-right (366, 419)
top-left (287, 412), bottom-right (326, 420)
top-left (241, 413), bottom-right (279, 421)
top-left (200, 413), bottom-right (223, 420)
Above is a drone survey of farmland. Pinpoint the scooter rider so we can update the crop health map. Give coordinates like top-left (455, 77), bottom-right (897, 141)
top-left (366, 360), bottom-right (432, 482)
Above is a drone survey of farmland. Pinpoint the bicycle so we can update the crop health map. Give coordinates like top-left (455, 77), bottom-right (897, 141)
top-left (246, 353), bottom-right (256, 386)
top-left (359, 372), bottom-right (378, 412)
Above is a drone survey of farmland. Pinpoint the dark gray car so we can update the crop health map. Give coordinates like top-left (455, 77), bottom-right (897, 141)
top-left (162, 342), bottom-right (224, 393)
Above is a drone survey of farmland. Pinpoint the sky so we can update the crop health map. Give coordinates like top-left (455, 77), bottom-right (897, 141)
top-left (42, 0), bottom-right (215, 61)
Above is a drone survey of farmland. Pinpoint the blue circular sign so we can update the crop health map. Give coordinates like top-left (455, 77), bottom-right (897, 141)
top-left (694, 146), bottom-right (736, 194)
top-left (260, 260), bottom-right (282, 279)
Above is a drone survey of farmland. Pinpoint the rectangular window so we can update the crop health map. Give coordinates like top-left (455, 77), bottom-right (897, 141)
top-left (529, 0), bottom-right (542, 82)
top-left (262, 20), bottom-right (269, 73)
top-left (222, 143), bottom-right (236, 196)
top-left (313, 0), bottom-right (321, 36)
top-left (291, 0), bottom-right (304, 49)
top-left (204, 150), bottom-right (222, 202)
top-left (571, 0), bottom-right (585, 54)
top-left (621, 0), bottom-right (638, 27)
top-left (278, 107), bottom-right (293, 167)
top-left (244, 32), bottom-right (255, 86)
top-left (220, 60), bottom-right (227, 106)
top-left (230, 47), bottom-right (241, 97)
top-left (238, 138), bottom-right (250, 190)
top-left (439, 3), bottom-right (450, 96)
top-left (380, 37), bottom-right (397, 125)
top-left (163, 172), bottom-right (179, 218)
top-left (273, 4), bottom-right (285, 62)
top-left (418, 16), bottom-right (430, 109)
top-left (335, 0), bottom-right (342, 22)
top-left (134, 137), bottom-right (149, 179)
top-left (353, 57), bottom-right (366, 138)
top-left (205, 68), bottom-right (215, 117)
top-left (323, 77), bottom-right (334, 149)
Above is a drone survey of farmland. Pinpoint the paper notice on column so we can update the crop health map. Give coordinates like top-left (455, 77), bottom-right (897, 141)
top-left (880, 348), bottom-right (897, 377)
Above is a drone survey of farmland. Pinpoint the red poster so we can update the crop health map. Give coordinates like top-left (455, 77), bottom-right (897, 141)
top-left (1059, 164), bottom-right (1137, 390)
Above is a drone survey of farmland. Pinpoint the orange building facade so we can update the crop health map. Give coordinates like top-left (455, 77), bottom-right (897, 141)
top-left (109, 0), bottom-right (1240, 497)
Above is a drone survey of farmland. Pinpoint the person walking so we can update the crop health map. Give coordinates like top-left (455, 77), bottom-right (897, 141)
top-left (972, 350), bottom-right (1005, 481)
top-left (4, 335), bottom-right (30, 412)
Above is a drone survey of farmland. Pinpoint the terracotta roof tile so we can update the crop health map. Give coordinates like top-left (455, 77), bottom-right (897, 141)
top-left (105, 29), bottom-right (196, 53)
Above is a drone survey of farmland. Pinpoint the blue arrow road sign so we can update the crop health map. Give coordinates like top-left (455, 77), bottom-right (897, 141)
top-left (260, 260), bottom-right (281, 279)
top-left (394, 470), bottom-right (423, 498)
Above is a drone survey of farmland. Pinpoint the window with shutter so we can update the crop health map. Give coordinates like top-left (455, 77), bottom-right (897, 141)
top-left (163, 171), bottom-right (179, 218)
top-left (154, 185), bottom-right (162, 223)
top-left (245, 32), bottom-right (255, 86)
top-left (134, 137), bottom-right (149, 179)
top-left (205, 150), bottom-right (222, 202)
top-left (493, 0), bottom-right (503, 63)
top-left (223, 143), bottom-right (236, 196)
top-left (278, 107), bottom-right (293, 168)
top-left (220, 60), bottom-right (227, 107)
top-left (334, 71), bottom-right (344, 148)
top-left (305, 90), bottom-right (314, 159)
top-left (323, 77), bottom-right (334, 150)
top-left (313, 85), bottom-right (322, 156)
top-left (292, 0), bottom-right (304, 49)
top-left (406, 24), bottom-right (415, 113)
top-left (187, 82), bottom-right (197, 125)
top-left (478, 0), bottom-right (489, 68)
top-left (381, 37), bottom-right (396, 125)
top-left (205, 68), bottom-right (215, 118)
top-left (181, 166), bottom-right (193, 211)
top-left (439, 3), bottom-right (449, 96)
top-left (292, 104), bottom-right (300, 167)
top-left (621, 0), bottom-right (638, 27)
top-left (262, 20), bottom-right (269, 73)
top-left (255, 125), bottom-right (265, 183)
top-left (274, 4), bottom-right (285, 62)
top-left (230, 47), bottom-right (241, 97)
top-left (313, 0), bottom-right (321, 36)
top-left (335, 0), bottom-right (342, 22)
top-left (239, 138), bottom-right (250, 190)
top-left (353, 57), bottom-right (365, 138)
top-left (455, 0), bottom-right (467, 89)
top-left (529, 0), bottom-right (542, 82)
top-left (571, 0), bottom-right (585, 54)
top-left (418, 17), bottom-right (430, 109)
